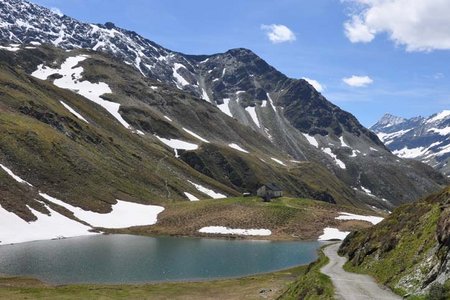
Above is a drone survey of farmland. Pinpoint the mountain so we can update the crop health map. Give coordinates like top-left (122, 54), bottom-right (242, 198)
top-left (339, 185), bottom-right (450, 297)
top-left (371, 112), bottom-right (450, 176)
top-left (0, 0), bottom-right (447, 228)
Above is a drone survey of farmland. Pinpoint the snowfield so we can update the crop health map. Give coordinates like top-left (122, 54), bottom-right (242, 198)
top-left (31, 55), bottom-right (132, 129)
top-left (199, 226), bottom-right (272, 236)
top-left (0, 203), bottom-right (96, 245)
top-left (39, 193), bottom-right (165, 229)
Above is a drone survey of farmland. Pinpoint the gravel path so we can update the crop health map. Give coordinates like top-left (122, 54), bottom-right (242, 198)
top-left (321, 243), bottom-right (402, 300)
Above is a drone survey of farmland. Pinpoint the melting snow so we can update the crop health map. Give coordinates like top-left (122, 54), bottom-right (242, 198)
top-left (184, 192), bottom-right (199, 201)
top-left (228, 143), bottom-right (249, 153)
top-left (322, 148), bottom-right (346, 169)
top-left (245, 106), bottom-right (260, 128)
top-left (31, 55), bottom-right (132, 129)
top-left (393, 146), bottom-right (427, 159)
top-left (0, 203), bottom-right (96, 245)
top-left (201, 88), bottom-right (211, 103)
top-left (155, 136), bottom-right (198, 157)
top-left (339, 136), bottom-right (350, 148)
top-left (336, 212), bottom-right (383, 225)
top-left (39, 193), bottom-right (164, 229)
top-left (266, 93), bottom-right (276, 110)
top-left (302, 133), bottom-right (319, 148)
top-left (187, 180), bottom-right (226, 199)
top-left (271, 158), bottom-right (286, 166)
top-left (199, 226), bottom-right (271, 236)
top-left (60, 100), bottom-right (89, 123)
top-left (426, 110), bottom-right (450, 124)
top-left (0, 44), bottom-right (21, 52)
top-left (172, 63), bottom-right (190, 88)
top-left (428, 127), bottom-right (450, 136)
top-left (163, 115), bottom-right (173, 122)
top-left (0, 164), bottom-right (33, 186)
top-left (182, 128), bottom-right (209, 143)
top-left (217, 98), bottom-right (232, 118)
top-left (318, 228), bottom-right (350, 241)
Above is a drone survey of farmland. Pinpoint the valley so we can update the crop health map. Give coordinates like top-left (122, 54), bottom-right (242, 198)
top-left (0, 0), bottom-right (449, 299)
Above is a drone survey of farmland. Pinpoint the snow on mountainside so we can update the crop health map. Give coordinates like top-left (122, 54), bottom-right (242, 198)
top-left (372, 112), bottom-right (450, 176)
top-left (0, 0), bottom-right (448, 217)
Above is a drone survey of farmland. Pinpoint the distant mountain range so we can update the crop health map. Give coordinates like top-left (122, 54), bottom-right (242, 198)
top-left (0, 0), bottom-right (447, 233)
top-left (371, 111), bottom-right (450, 176)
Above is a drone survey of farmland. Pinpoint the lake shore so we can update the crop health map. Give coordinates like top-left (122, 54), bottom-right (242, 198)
top-left (0, 264), bottom-right (307, 300)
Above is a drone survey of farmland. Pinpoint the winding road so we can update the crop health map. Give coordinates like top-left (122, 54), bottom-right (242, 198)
top-left (321, 243), bottom-right (402, 300)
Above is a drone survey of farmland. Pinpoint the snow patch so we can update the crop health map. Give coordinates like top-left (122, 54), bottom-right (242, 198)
top-left (184, 192), bottom-right (199, 201)
top-left (187, 180), bottom-right (226, 199)
top-left (199, 226), bottom-right (271, 236)
top-left (182, 128), bottom-right (209, 143)
top-left (322, 148), bottom-right (346, 169)
top-left (0, 164), bottom-right (33, 186)
top-left (318, 228), bottom-right (350, 241)
top-left (339, 136), bottom-right (350, 148)
top-left (0, 203), bottom-right (96, 245)
top-left (336, 212), bottom-right (383, 225)
top-left (271, 158), bottom-right (286, 166)
top-left (39, 193), bottom-right (164, 229)
top-left (172, 63), bottom-right (190, 88)
top-left (245, 106), bottom-right (260, 128)
top-left (60, 101), bottom-right (89, 123)
top-left (31, 55), bottom-right (131, 129)
top-left (302, 133), bottom-right (319, 148)
top-left (217, 98), bottom-right (232, 118)
top-left (228, 143), bottom-right (249, 153)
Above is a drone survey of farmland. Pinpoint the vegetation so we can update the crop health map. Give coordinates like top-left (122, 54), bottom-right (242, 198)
top-left (278, 247), bottom-right (334, 300)
top-left (0, 265), bottom-right (308, 300)
top-left (339, 186), bottom-right (450, 296)
top-left (112, 196), bottom-right (378, 240)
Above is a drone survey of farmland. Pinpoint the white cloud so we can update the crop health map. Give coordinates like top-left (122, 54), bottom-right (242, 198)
top-left (302, 77), bottom-right (324, 92)
top-left (261, 24), bottom-right (296, 44)
top-left (51, 7), bottom-right (63, 17)
top-left (343, 0), bottom-right (450, 51)
top-left (342, 75), bottom-right (373, 87)
top-left (344, 16), bottom-right (375, 43)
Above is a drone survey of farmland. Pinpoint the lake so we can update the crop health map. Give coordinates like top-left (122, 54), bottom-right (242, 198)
top-left (0, 234), bottom-right (322, 284)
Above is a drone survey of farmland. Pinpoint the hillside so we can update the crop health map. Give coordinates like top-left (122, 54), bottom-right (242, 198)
top-left (0, 0), bottom-right (448, 244)
top-left (339, 185), bottom-right (450, 297)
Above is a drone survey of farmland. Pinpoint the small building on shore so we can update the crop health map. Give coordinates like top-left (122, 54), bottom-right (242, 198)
top-left (257, 183), bottom-right (283, 202)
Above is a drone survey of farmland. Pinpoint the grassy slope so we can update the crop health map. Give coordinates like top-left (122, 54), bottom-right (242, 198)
top-left (112, 197), bottom-right (379, 240)
top-left (339, 186), bottom-right (450, 297)
top-left (0, 266), bottom-right (307, 300)
top-left (279, 248), bottom-right (334, 300)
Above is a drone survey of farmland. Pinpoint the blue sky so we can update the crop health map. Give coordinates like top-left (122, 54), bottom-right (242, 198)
top-left (30, 0), bottom-right (450, 127)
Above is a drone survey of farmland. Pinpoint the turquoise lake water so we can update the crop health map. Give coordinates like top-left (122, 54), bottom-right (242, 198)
top-left (0, 234), bottom-right (322, 284)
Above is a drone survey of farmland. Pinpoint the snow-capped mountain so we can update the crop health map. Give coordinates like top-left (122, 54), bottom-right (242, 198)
top-left (0, 0), bottom-right (448, 222)
top-left (372, 111), bottom-right (450, 176)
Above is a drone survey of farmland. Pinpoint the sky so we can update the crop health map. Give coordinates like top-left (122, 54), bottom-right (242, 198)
top-left (29, 0), bottom-right (450, 127)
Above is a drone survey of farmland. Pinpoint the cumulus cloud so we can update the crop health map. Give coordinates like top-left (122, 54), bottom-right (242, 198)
top-left (50, 7), bottom-right (63, 17)
top-left (261, 24), bottom-right (296, 44)
top-left (342, 75), bottom-right (373, 87)
top-left (343, 0), bottom-right (450, 51)
top-left (302, 77), bottom-right (324, 92)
